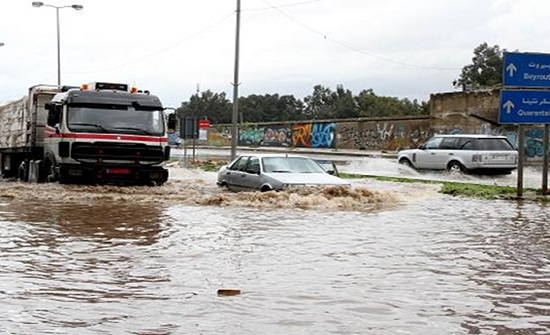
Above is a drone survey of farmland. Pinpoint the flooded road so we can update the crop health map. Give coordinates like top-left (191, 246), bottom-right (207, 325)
top-left (1, 167), bottom-right (549, 334)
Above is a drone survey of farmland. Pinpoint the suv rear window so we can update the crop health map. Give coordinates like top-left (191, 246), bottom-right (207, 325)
top-left (471, 138), bottom-right (515, 151)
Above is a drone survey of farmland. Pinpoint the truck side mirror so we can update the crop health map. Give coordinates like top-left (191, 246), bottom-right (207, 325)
top-left (167, 113), bottom-right (177, 130)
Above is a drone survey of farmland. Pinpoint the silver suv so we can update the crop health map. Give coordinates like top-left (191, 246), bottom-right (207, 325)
top-left (397, 134), bottom-right (518, 174)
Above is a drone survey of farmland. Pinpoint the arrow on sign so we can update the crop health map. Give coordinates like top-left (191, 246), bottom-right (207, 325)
top-left (506, 63), bottom-right (517, 77)
top-left (503, 100), bottom-right (515, 113)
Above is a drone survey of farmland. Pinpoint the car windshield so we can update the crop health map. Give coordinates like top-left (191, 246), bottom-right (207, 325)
top-left (67, 106), bottom-right (164, 135)
top-left (262, 157), bottom-right (326, 173)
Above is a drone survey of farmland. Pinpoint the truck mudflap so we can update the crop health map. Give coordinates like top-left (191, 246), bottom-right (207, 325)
top-left (58, 163), bottom-right (168, 186)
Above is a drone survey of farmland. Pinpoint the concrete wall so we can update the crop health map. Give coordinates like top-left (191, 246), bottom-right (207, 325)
top-left (199, 89), bottom-right (547, 161)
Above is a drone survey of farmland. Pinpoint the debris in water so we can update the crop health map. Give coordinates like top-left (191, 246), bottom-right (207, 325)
top-left (217, 289), bottom-right (241, 296)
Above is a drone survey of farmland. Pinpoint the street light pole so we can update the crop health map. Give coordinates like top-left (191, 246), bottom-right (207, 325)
top-left (32, 2), bottom-right (83, 86)
top-left (230, 0), bottom-right (241, 161)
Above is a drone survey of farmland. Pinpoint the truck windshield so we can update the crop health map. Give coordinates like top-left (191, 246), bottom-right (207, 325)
top-left (67, 106), bottom-right (164, 136)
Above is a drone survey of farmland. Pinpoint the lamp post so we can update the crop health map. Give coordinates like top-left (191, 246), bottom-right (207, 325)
top-left (32, 1), bottom-right (83, 86)
top-left (230, 0), bottom-right (241, 161)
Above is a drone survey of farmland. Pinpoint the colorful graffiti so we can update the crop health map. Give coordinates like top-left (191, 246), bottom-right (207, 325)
top-left (239, 126), bottom-right (264, 146)
top-left (263, 126), bottom-right (292, 147)
top-left (238, 125), bottom-right (292, 147)
top-left (525, 129), bottom-right (544, 158)
top-left (292, 122), bottom-right (336, 148)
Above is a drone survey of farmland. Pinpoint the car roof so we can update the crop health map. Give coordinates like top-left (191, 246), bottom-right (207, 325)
top-left (432, 134), bottom-right (508, 139)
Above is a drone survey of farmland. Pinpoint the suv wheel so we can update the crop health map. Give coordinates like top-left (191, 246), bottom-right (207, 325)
top-left (448, 161), bottom-right (464, 174)
top-left (399, 158), bottom-right (413, 169)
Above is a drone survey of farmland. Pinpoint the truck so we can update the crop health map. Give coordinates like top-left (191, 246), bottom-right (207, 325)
top-left (0, 82), bottom-right (176, 185)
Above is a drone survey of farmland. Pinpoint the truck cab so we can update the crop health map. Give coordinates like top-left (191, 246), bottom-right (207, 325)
top-left (40, 82), bottom-right (173, 185)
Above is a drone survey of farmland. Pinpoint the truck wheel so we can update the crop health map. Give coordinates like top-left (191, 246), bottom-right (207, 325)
top-left (18, 161), bottom-right (29, 182)
top-left (43, 158), bottom-right (58, 182)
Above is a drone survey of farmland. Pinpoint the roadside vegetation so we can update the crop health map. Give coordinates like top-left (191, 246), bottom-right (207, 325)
top-left (340, 172), bottom-right (547, 202)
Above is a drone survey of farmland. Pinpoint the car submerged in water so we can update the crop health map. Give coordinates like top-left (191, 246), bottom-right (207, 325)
top-left (397, 134), bottom-right (518, 175)
top-left (217, 154), bottom-right (350, 192)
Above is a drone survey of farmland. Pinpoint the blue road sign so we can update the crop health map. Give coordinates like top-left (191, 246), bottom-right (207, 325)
top-left (503, 52), bottom-right (550, 87)
top-left (500, 89), bottom-right (550, 124)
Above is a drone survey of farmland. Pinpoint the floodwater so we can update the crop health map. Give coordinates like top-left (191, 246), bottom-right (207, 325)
top-left (0, 165), bottom-right (549, 334)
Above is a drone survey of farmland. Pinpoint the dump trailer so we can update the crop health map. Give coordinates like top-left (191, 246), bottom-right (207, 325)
top-left (0, 82), bottom-right (175, 185)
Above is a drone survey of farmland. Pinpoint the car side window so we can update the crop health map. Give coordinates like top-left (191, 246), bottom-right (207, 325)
top-left (229, 156), bottom-right (249, 171)
top-left (424, 137), bottom-right (443, 149)
top-left (461, 140), bottom-right (473, 150)
top-left (439, 138), bottom-right (456, 149)
top-left (455, 138), bottom-right (470, 149)
top-left (245, 157), bottom-right (260, 174)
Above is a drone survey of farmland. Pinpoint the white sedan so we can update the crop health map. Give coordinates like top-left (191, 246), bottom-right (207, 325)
top-left (217, 154), bottom-right (350, 192)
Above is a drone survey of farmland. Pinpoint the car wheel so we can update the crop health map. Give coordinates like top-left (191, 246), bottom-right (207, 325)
top-left (399, 158), bottom-right (414, 169)
top-left (447, 161), bottom-right (464, 174)
top-left (261, 185), bottom-right (272, 192)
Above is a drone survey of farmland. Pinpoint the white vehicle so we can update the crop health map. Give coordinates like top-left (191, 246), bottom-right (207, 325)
top-left (217, 154), bottom-right (350, 192)
top-left (397, 134), bottom-right (518, 174)
top-left (0, 82), bottom-right (176, 185)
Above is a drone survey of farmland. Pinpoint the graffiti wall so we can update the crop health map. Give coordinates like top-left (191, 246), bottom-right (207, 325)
top-left (337, 118), bottom-right (432, 151)
top-left (292, 122), bottom-right (336, 148)
top-left (205, 89), bottom-right (549, 162)
top-left (238, 124), bottom-right (292, 147)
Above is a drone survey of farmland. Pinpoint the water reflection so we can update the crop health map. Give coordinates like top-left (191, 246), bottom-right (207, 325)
top-left (0, 200), bottom-right (174, 333)
top-left (5, 200), bottom-right (166, 246)
top-left (461, 202), bottom-right (550, 334)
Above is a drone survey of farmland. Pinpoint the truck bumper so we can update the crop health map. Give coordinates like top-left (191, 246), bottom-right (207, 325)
top-left (59, 163), bottom-right (169, 185)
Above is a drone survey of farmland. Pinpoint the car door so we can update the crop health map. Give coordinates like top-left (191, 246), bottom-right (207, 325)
top-left (430, 137), bottom-right (458, 169)
top-left (223, 156), bottom-right (249, 191)
top-left (239, 156), bottom-right (262, 190)
top-left (414, 137), bottom-right (444, 169)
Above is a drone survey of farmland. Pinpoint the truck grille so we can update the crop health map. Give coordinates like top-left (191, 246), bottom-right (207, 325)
top-left (71, 142), bottom-right (164, 164)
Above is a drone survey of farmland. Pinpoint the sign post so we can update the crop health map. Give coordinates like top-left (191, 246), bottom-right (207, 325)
top-left (501, 51), bottom-right (550, 197)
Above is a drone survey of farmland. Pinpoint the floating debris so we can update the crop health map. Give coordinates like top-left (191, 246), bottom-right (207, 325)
top-left (217, 289), bottom-right (241, 296)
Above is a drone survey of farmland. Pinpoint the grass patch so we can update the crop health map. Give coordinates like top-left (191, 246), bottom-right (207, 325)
top-left (339, 172), bottom-right (544, 201)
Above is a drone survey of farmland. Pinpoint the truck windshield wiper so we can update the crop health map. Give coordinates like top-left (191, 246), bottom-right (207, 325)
top-left (112, 127), bottom-right (153, 135)
top-left (69, 122), bottom-right (109, 132)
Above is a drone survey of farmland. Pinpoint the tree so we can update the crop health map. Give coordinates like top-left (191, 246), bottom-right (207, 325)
top-left (178, 90), bottom-right (232, 123)
top-left (303, 84), bottom-right (359, 120)
top-left (453, 42), bottom-right (504, 90)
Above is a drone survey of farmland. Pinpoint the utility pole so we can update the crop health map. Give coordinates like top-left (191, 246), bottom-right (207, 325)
top-left (193, 83), bottom-right (200, 165)
top-left (230, 0), bottom-right (241, 161)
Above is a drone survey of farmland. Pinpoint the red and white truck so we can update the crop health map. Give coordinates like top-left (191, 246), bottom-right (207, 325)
top-left (0, 82), bottom-right (176, 185)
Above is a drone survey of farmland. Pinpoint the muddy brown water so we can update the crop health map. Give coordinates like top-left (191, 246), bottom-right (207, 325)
top-left (0, 167), bottom-right (549, 334)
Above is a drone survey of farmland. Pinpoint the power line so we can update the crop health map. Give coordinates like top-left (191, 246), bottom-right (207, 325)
top-left (261, 0), bottom-right (459, 71)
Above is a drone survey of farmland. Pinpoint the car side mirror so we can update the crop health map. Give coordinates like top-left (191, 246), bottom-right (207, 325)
top-left (419, 144), bottom-right (426, 150)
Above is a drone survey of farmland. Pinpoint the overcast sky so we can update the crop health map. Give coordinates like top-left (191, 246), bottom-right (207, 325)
top-left (1, 0), bottom-right (550, 107)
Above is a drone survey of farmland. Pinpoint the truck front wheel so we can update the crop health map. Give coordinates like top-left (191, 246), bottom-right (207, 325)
top-left (42, 158), bottom-right (58, 183)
